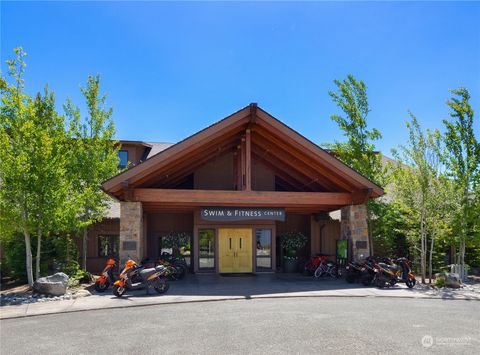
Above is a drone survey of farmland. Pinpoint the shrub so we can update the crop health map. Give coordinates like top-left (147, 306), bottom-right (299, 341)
top-left (2, 234), bottom-right (27, 282)
top-left (280, 232), bottom-right (307, 259)
top-left (68, 269), bottom-right (93, 287)
top-left (435, 277), bottom-right (445, 288)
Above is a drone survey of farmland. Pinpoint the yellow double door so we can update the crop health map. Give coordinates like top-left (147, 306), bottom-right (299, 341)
top-left (218, 228), bottom-right (253, 273)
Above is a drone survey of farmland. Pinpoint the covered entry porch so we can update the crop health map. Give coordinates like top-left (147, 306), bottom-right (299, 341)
top-left (118, 195), bottom-right (369, 274)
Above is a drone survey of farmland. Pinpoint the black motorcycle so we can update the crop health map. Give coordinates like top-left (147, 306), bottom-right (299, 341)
top-left (345, 260), bottom-right (364, 283)
top-left (359, 257), bottom-right (377, 286)
top-left (157, 252), bottom-right (188, 280)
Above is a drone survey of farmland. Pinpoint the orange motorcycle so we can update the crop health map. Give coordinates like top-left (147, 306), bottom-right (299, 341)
top-left (94, 258), bottom-right (117, 292)
top-left (112, 259), bottom-right (170, 297)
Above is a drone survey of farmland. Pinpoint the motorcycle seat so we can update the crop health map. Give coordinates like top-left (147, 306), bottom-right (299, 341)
top-left (155, 265), bottom-right (166, 272)
top-left (386, 265), bottom-right (400, 272)
top-left (379, 262), bottom-right (399, 272)
top-left (140, 268), bottom-right (157, 280)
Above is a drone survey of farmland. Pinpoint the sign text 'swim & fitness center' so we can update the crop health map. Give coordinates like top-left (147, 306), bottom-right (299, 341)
top-left (200, 207), bottom-right (285, 221)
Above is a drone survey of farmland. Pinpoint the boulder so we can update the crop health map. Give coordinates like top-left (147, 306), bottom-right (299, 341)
top-left (34, 272), bottom-right (69, 296)
top-left (435, 272), bottom-right (462, 289)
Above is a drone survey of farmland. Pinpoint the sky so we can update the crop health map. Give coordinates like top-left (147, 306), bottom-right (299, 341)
top-left (1, 1), bottom-right (479, 156)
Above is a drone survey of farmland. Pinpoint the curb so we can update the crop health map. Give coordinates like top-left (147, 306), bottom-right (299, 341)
top-left (1, 292), bottom-right (479, 320)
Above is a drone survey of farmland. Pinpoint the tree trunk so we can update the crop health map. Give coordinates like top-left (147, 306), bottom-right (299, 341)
top-left (429, 235), bottom-right (434, 284)
top-left (36, 226), bottom-right (42, 280)
top-left (21, 208), bottom-right (34, 286)
top-left (420, 209), bottom-right (426, 284)
top-left (82, 228), bottom-right (88, 270)
top-left (460, 238), bottom-right (466, 281)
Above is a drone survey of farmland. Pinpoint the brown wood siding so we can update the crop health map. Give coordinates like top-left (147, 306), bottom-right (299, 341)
top-left (120, 144), bottom-right (147, 166)
top-left (194, 152), bottom-right (234, 190)
top-left (146, 212), bottom-right (194, 259)
top-left (310, 217), bottom-right (341, 261)
top-left (84, 219), bottom-right (120, 273)
top-left (252, 158), bottom-right (275, 191)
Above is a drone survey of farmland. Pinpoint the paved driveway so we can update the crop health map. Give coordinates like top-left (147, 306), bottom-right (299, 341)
top-left (1, 274), bottom-right (478, 320)
top-left (2, 297), bottom-right (479, 355)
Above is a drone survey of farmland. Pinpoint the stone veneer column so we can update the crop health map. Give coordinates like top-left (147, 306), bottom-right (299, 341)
top-left (119, 201), bottom-right (144, 266)
top-left (340, 204), bottom-right (370, 261)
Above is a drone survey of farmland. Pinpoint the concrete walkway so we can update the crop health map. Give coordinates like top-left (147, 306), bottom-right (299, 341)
top-left (1, 274), bottom-right (479, 320)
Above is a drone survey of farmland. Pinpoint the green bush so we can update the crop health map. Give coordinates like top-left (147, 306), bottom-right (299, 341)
top-left (435, 277), bottom-right (445, 288)
top-left (2, 234), bottom-right (27, 282)
top-left (49, 234), bottom-right (79, 277)
top-left (280, 232), bottom-right (307, 259)
top-left (1, 233), bottom-right (82, 283)
top-left (68, 268), bottom-right (93, 287)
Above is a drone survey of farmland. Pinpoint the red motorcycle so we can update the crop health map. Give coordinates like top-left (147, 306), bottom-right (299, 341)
top-left (94, 258), bottom-right (117, 292)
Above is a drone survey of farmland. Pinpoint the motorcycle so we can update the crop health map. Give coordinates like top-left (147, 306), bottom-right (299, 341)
top-left (113, 259), bottom-right (170, 297)
top-left (94, 258), bottom-right (117, 292)
top-left (373, 257), bottom-right (416, 289)
top-left (157, 252), bottom-right (188, 280)
top-left (359, 257), bottom-right (377, 286)
top-left (344, 260), bottom-right (365, 283)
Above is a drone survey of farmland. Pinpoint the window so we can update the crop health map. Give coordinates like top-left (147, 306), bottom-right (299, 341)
top-left (98, 235), bottom-right (119, 257)
top-left (118, 150), bottom-right (128, 169)
top-left (256, 229), bottom-right (272, 270)
top-left (198, 229), bottom-right (215, 269)
top-left (158, 232), bottom-right (191, 267)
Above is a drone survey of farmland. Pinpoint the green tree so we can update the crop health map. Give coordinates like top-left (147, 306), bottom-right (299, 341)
top-left (64, 75), bottom-right (119, 270)
top-left (0, 48), bottom-right (72, 284)
top-left (28, 89), bottom-right (73, 279)
top-left (328, 74), bottom-right (385, 256)
top-left (389, 114), bottom-right (454, 283)
top-left (440, 88), bottom-right (479, 280)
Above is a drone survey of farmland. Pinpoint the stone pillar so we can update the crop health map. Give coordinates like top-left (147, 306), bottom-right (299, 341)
top-left (119, 201), bottom-right (144, 266)
top-left (341, 204), bottom-right (369, 261)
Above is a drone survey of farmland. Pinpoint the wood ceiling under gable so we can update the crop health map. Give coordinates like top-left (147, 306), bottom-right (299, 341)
top-left (101, 104), bottom-right (384, 201)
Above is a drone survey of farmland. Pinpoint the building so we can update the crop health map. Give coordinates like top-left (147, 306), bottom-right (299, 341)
top-left (85, 104), bottom-right (383, 273)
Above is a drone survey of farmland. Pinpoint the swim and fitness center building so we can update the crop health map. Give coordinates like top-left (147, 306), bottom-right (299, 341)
top-left (89, 104), bottom-right (383, 273)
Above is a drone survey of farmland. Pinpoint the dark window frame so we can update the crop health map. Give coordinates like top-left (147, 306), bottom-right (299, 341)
top-left (118, 150), bottom-right (128, 168)
top-left (157, 232), bottom-right (192, 268)
top-left (98, 235), bottom-right (119, 258)
top-left (255, 228), bottom-right (272, 271)
top-left (198, 228), bottom-right (216, 270)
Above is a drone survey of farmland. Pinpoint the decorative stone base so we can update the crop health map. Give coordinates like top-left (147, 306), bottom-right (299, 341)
top-left (341, 204), bottom-right (370, 261)
top-left (119, 201), bottom-right (144, 266)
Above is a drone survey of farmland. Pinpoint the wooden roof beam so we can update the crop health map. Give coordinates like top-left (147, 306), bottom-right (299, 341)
top-left (133, 188), bottom-right (354, 207)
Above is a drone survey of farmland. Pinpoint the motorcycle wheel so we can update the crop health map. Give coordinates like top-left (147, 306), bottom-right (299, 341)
top-left (113, 285), bottom-right (126, 297)
top-left (360, 275), bottom-right (372, 286)
top-left (154, 281), bottom-right (170, 294)
top-left (406, 278), bottom-right (416, 288)
top-left (345, 274), bottom-right (356, 283)
top-left (94, 280), bottom-right (110, 293)
top-left (375, 279), bottom-right (386, 289)
top-left (173, 264), bottom-right (187, 280)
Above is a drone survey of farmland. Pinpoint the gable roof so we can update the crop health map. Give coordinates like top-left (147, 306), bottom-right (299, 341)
top-left (102, 104), bottom-right (384, 199)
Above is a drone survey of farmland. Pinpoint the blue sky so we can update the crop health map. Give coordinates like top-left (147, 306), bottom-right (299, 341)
top-left (1, 1), bottom-right (479, 155)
